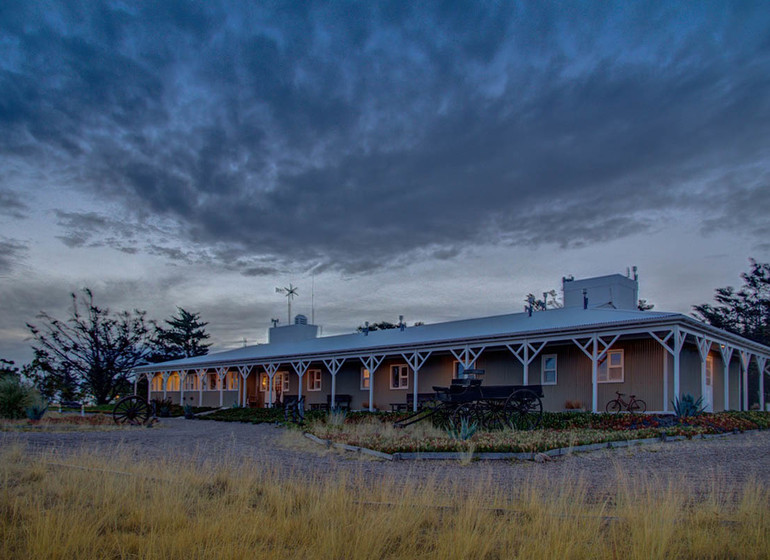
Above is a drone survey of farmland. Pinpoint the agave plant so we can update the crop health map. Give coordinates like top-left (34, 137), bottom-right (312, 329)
top-left (446, 417), bottom-right (478, 441)
top-left (672, 394), bottom-right (706, 418)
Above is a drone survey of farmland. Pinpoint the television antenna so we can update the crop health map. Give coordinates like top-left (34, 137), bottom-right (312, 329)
top-left (275, 283), bottom-right (299, 324)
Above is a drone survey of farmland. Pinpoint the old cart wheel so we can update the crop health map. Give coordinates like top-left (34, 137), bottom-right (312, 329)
top-left (628, 399), bottom-right (646, 413)
top-left (480, 401), bottom-right (509, 431)
top-left (505, 389), bottom-right (543, 430)
top-left (113, 395), bottom-right (151, 425)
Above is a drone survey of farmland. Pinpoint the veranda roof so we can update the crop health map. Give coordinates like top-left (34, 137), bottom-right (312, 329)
top-left (134, 306), bottom-right (770, 373)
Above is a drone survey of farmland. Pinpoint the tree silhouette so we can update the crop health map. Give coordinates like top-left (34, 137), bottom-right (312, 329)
top-left (27, 289), bottom-right (151, 404)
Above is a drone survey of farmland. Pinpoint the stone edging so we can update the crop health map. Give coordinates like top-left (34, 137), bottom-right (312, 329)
top-left (303, 430), bottom-right (747, 462)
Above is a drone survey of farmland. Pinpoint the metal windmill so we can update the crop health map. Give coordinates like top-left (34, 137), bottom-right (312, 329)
top-left (275, 283), bottom-right (299, 324)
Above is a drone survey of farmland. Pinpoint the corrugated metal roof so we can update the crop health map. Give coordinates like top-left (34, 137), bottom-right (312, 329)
top-left (136, 307), bottom-right (691, 371)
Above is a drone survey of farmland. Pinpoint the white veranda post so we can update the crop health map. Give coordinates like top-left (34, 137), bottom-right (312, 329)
top-left (450, 346), bottom-right (486, 375)
top-left (649, 328), bottom-right (686, 410)
top-left (162, 372), bottom-right (170, 400)
top-left (506, 341), bottom-right (546, 386)
top-left (215, 367), bottom-right (228, 407)
top-left (196, 369), bottom-right (207, 407)
top-left (179, 370), bottom-right (187, 407)
top-left (695, 336), bottom-right (712, 412)
top-left (146, 373), bottom-right (153, 402)
top-left (719, 345), bottom-right (734, 411)
top-left (757, 356), bottom-right (767, 413)
top-left (291, 361), bottom-right (310, 404)
top-left (402, 351), bottom-right (432, 412)
top-left (264, 363), bottom-right (279, 408)
top-left (361, 355), bottom-right (385, 412)
top-left (322, 358), bottom-right (345, 408)
top-left (238, 365), bottom-right (253, 407)
top-left (739, 351), bottom-right (752, 411)
top-left (573, 334), bottom-right (619, 413)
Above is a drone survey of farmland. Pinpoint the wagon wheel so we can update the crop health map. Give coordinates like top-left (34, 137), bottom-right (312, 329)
top-left (480, 400), bottom-right (510, 431)
top-left (113, 395), bottom-right (151, 426)
top-left (504, 389), bottom-right (543, 430)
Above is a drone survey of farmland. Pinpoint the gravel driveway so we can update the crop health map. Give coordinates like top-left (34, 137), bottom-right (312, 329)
top-left (3, 418), bottom-right (769, 496)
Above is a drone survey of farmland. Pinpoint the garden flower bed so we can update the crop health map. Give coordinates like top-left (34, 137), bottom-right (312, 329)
top-left (305, 411), bottom-right (770, 455)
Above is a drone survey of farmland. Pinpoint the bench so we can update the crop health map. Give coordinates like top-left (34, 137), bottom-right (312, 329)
top-left (390, 392), bottom-right (436, 412)
top-left (308, 394), bottom-right (353, 412)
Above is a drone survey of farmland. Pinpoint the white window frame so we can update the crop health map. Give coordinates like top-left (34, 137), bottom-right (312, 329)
top-left (307, 369), bottom-right (322, 392)
top-left (278, 371), bottom-right (290, 392)
top-left (453, 361), bottom-right (466, 379)
top-left (598, 349), bottom-right (624, 383)
top-left (183, 374), bottom-right (197, 391)
top-left (360, 367), bottom-right (370, 390)
top-left (390, 364), bottom-right (409, 390)
top-left (541, 354), bottom-right (557, 385)
top-left (706, 355), bottom-right (714, 386)
top-left (207, 373), bottom-right (218, 391)
top-left (226, 371), bottom-right (239, 391)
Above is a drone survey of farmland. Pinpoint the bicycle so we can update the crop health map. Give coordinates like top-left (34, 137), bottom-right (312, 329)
top-left (605, 391), bottom-right (646, 414)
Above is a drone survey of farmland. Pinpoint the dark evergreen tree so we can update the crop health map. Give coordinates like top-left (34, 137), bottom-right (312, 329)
top-left (693, 259), bottom-right (770, 346)
top-left (149, 308), bottom-right (211, 362)
top-left (27, 289), bottom-right (151, 404)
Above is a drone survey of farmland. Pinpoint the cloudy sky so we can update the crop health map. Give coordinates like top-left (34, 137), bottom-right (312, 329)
top-left (1, 1), bottom-right (769, 365)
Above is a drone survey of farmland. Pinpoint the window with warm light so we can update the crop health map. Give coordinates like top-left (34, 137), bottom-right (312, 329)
top-left (167, 373), bottom-right (180, 391)
top-left (598, 350), bottom-right (624, 383)
top-left (307, 369), bottom-right (322, 391)
top-left (360, 368), bottom-right (370, 390)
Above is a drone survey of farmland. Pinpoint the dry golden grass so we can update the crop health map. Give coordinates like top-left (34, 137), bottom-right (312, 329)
top-left (1, 443), bottom-right (768, 559)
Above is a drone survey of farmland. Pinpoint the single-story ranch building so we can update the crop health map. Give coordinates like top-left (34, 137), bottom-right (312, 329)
top-left (133, 273), bottom-right (770, 414)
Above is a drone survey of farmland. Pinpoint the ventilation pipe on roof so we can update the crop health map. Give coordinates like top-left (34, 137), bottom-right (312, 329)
top-left (363, 321), bottom-right (369, 336)
top-left (399, 315), bottom-right (405, 331)
top-left (583, 289), bottom-right (588, 310)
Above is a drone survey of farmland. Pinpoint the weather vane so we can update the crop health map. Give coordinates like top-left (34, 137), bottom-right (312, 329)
top-left (275, 283), bottom-right (299, 324)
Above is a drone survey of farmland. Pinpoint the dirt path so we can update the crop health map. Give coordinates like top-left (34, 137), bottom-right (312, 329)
top-left (3, 418), bottom-right (769, 495)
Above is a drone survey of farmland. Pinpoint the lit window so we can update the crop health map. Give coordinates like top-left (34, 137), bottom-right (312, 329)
top-left (360, 368), bottom-right (370, 390)
top-left (151, 375), bottom-right (164, 391)
top-left (598, 350), bottom-right (624, 383)
top-left (307, 369), bottom-right (322, 391)
top-left (208, 373), bottom-right (218, 391)
top-left (227, 372), bottom-right (239, 391)
top-left (541, 355), bottom-right (557, 385)
top-left (259, 373), bottom-right (268, 392)
top-left (167, 373), bottom-right (180, 391)
top-left (390, 364), bottom-right (409, 389)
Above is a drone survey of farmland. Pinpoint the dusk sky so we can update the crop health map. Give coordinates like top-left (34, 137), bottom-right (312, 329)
top-left (1, 1), bottom-right (769, 366)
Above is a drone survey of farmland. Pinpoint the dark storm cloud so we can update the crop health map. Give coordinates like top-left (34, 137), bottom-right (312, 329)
top-left (1, 1), bottom-right (769, 273)
top-left (0, 190), bottom-right (28, 219)
top-left (0, 238), bottom-right (27, 274)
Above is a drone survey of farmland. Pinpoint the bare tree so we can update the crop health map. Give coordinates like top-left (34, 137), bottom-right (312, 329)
top-left (27, 289), bottom-right (151, 404)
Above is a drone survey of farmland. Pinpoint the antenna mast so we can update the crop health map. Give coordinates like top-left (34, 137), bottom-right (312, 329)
top-left (311, 274), bottom-right (315, 325)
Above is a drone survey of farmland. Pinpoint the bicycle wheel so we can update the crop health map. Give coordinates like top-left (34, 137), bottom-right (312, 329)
top-left (605, 399), bottom-right (623, 414)
top-left (627, 399), bottom-right (646, 413)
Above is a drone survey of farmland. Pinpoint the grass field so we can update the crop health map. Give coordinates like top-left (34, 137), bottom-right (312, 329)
top-left (1, 442), bottom-right (768, 559)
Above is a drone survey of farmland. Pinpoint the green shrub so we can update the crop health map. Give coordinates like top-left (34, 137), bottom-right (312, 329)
top-left (0, 377), bottom-right (33, 419)
top-left (672, 394), bottom-right (706, 418)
